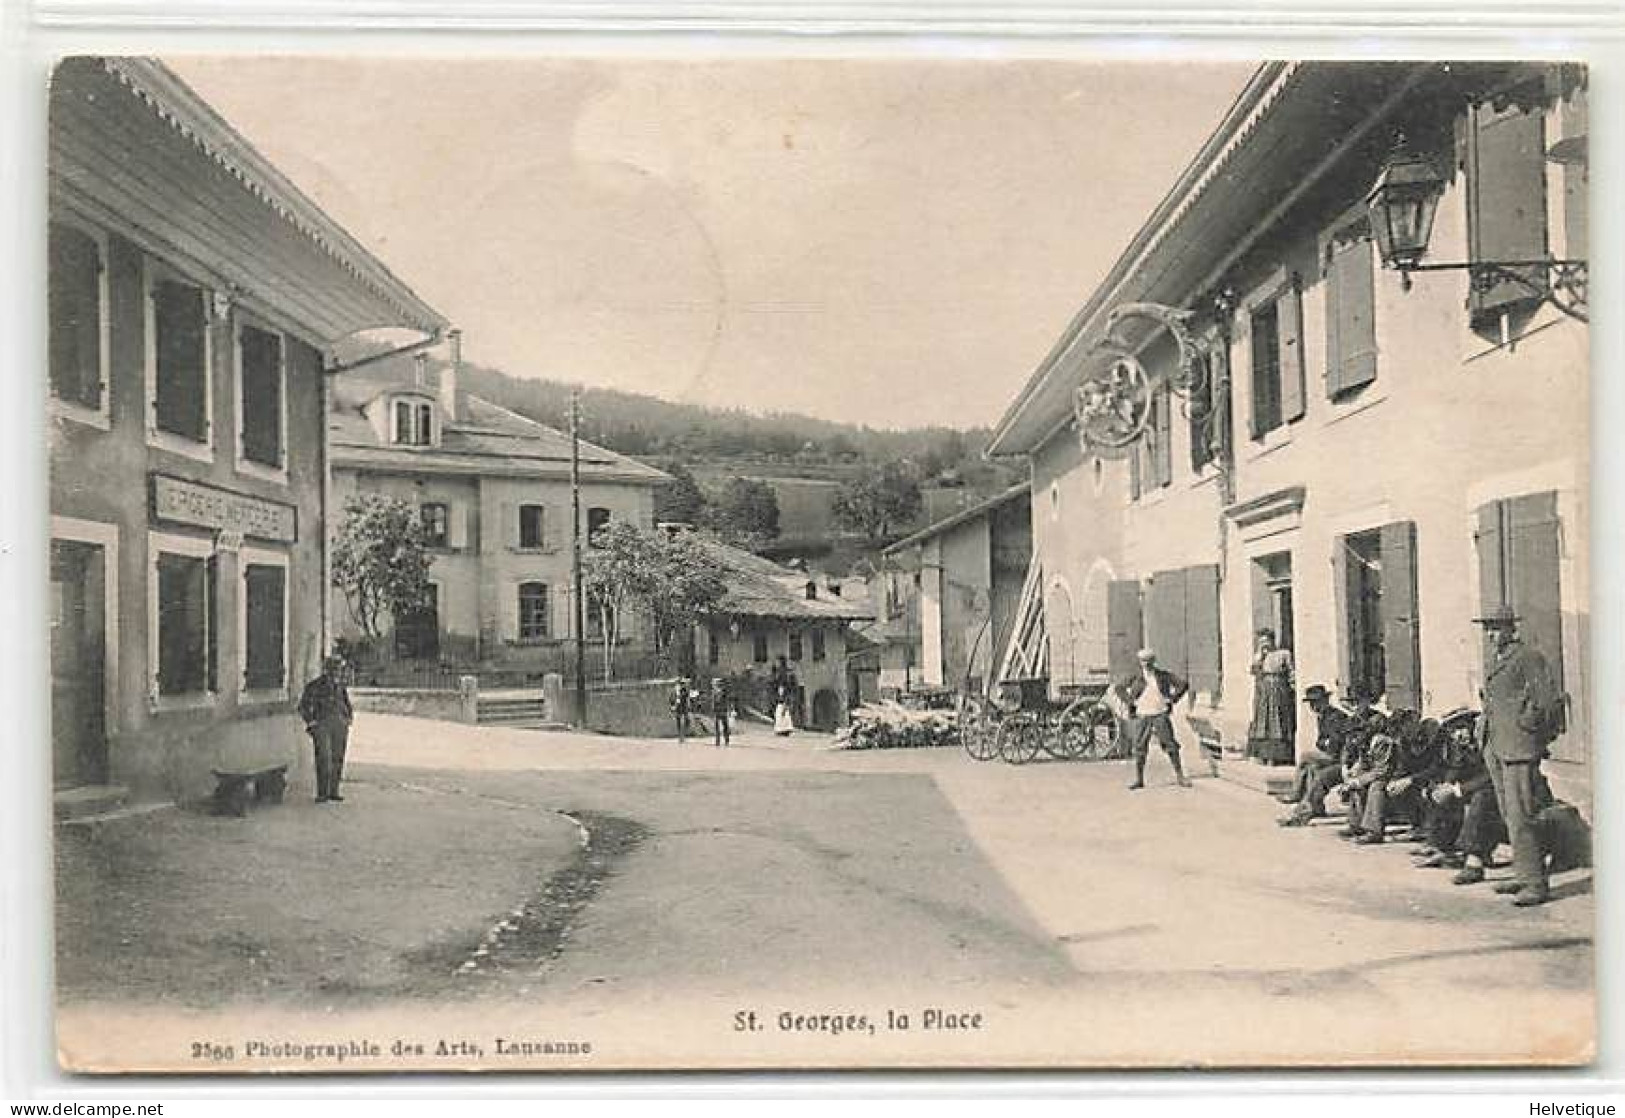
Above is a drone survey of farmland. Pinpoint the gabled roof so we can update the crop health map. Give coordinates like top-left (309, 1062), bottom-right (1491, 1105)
top-left (883, 482), bottom-right (1032, 556)
top-left (329, 361), bottom-right (669, 485)
top-left (689, 535), bottom-right (876, 623)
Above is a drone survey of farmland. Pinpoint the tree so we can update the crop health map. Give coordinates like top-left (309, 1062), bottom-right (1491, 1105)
top-left (582, 524), bottom-right (728, 679)
top-left (654, 461), bottom-right (708, 526)
top-left (831, 460), bottom-right (924, 541)
top-left (707, 477), bottom-right (781, 547)
top-left (331, 493), bottom-right (434, 643)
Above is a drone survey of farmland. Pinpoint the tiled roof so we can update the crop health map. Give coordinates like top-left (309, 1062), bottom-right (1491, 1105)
top-left (329, 363), bottom-right (668, 485)
top-left (690, 535), bottom-right (876, 622)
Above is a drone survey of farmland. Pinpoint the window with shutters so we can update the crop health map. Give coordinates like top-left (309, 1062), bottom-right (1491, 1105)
top-left (1474, 492), bottom-right (1570, 754)
top-left (1331, 522), bottom-right (1421, 712)
top-left (518, 504), bottom-right (547, 549)
top-left (1324, 231), bottom-right (1379, 400)
top-left (1106, 578), bottom-right (1145, 680)
top-left (518, 582), bottom-right (551, 641)
top-left (237, 322), bottom-right (285, 474)
top-left (151, 541), bottom-right (216, 704)
top-left (1248, 278), bottom-right (1305, 442)
top-left (421, 503), bottom-right (450, 548)
top-left (1189, 352), bottom-right (1217, 473)
top-left (812, 629), bottom-right (827, 661)
top-left (1465, 91), bottom-right (1550, 323)
top-left (752, 631), bottom-right (770, 663)
top-left (242, 555), bottom-right (287, 695)
top-left (48, 220), bottom-right (108, 419)
top-left (1130, 383), bottom-right (1173, 499)
top-left (147, 265), bottom-right (212, 451)
top-left (789, 631), bottom-right (804, 662)
top-left (390, 396), bottom-right (436, 446)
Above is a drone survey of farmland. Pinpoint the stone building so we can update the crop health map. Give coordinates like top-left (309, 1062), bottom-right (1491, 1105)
top-left (987, 62), bottom-right (1590, 805)
top-left (48, 58), bottom-right (447, 805)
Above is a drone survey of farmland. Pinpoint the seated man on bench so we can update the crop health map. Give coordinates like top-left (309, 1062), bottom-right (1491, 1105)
top-left (1334, 708), bottom-right (1398, 843)
top-left (1414, 708), bottom-right (1505, 886)
top-left (1278, 684), bottom-right (1351, 827)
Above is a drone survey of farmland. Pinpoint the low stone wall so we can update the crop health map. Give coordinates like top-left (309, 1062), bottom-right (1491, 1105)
top-left (115, 707), bottom-right (305, 804)
top-left (351, 683), bottom-right (478, 725)
top-left (545, 675), bottom-right (680, 738)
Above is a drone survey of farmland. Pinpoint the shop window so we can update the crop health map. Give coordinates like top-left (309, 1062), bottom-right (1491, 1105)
top-left (48, 221), bottom-right (105, 412)
top-left (238, 323), bottom-right (284, 469)
top-left (243, 562), bottom-right (287, 691)
top-left (155, 552), bottom-right (214, 696)
top-left (151, 274), bottom-right (210, 443)
top-left (518, 582), bottom-right (551, 641)
top-left (519, 504), bottom-right (546, 549)
top-left (421, 503), bottom-right (449, 548)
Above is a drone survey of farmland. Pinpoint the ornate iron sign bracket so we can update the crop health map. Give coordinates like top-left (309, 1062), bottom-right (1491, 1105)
top-left (1074, 300), bottom-right (1210, 455)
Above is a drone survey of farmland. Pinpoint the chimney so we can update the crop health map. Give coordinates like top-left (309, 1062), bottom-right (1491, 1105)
top-left (413, 351), bottom-right (429, 389)
top-left (441, 329), bottom-right (462, 422)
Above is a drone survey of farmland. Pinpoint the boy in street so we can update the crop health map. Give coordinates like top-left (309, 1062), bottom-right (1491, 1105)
top-left (298, 655), bottom-right (353, 804)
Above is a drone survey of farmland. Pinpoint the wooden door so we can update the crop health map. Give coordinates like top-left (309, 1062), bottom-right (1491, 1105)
top-left (50, 541), bottom-right (107, 787)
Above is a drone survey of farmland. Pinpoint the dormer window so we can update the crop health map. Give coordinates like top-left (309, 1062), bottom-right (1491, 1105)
top-left (391, 396), bottom-right (435, 446)
top-left (805, 580), bottom-right (818, 600)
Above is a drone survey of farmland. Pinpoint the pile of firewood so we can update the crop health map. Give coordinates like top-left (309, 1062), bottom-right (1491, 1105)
top-left (834, 701), bottom-right (959, 750)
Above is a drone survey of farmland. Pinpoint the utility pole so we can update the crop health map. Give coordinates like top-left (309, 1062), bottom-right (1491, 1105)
top-left (570, 388), bottom-right (588, 728)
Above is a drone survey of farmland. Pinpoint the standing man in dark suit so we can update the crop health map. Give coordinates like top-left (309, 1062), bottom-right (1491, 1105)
top-left (1113, 648), bottom-right (1192, 790)
top-left (298, 654), bottom-right (353, 804)
top-left (1476, 604), bottom-right (1563, 906)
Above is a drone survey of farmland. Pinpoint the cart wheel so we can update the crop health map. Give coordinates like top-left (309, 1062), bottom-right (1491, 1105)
top-left (1051, 714), bottom-right (1094, 760)
top-left (959, 698), bottom-right (999, 761)
top-left (998, 716), bottom-right (1042, 765)
top-left (1085, 703), bottom-right (1124, 759)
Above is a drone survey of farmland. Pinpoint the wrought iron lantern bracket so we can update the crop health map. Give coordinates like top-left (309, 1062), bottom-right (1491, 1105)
top-left (1396, 257), bottom-right (1589, 323)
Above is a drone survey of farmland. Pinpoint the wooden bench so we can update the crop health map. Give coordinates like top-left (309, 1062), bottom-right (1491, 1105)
top-left (211, 766), bottom-right (288, 817)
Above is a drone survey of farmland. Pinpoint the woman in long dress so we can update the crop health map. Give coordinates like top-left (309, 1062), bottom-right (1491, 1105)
top-left (773, 683), bottom-right (795, 737)
top-left (1247, 628), bottom-right (1296, 765)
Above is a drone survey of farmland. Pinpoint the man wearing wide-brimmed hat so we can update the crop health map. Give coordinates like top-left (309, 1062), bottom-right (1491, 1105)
top-left (1277, 684), bottom-right (1350, 827)
top-left (1475, 603), bottom-right (1562, 906)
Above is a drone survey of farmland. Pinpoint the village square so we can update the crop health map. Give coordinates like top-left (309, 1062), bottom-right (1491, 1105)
top-left (45, 57), bottom-right (1594, 1069)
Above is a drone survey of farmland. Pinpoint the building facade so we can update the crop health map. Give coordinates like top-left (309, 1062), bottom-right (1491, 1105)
top-left (328, 343), bottom-right (669, 676)
top-left (988, 62), bottom-right (1590, 807)
top-left (48, 58), bottom-right (447, 802)
top-left (689, 536), bottom-right (874, 729)
top-left (882, 484), bottom-right (1033, 694)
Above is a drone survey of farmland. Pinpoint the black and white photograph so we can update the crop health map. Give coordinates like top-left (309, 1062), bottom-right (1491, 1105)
top-left (43, 54), bottom-right (1593, 1072)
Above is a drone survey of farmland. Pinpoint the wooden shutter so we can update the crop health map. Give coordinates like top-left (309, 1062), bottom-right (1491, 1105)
top-left (49, 223), bottom-right (103, 409)
top-left (1467, 98), bottom-right (1549, 316)
top-left (1329, 543), bottom-right (1352, 693)
top-left (1506, 492), bottom-right (1565, 696)
top-left (1185, 564), bottom-right (1221, 697)
top-left (1473, 499), bottom-right (1512, 673)
top-left (244, 564), bottom-right (286, 690)
top-left (1278, 282), bottom-right (1306, 423)
top-left (1106, 579), bottom-right (1143, 679)
top-left (153, 280), bottom-right (209, 440)
top-left (240, 327), bottom-right (283, 467)
top-left (1561, 92), bottom-right (1589, 258)
top-left (1326, 237), bottom-right (1379, 398)
top-left (1245, 312), bottom-right (1265, 441)
top-left (1379, 521), bottom-right (1421, 713)
top-left (1145, 569), bottom-right (1189, 682)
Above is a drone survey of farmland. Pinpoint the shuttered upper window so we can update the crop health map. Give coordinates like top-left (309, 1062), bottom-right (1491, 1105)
top-left (1324, 232), bottom-right (1379, 400)
top-left (238, 323), bottom-right (284, 470)
top-left (1465, 93), bottom-right (1549, 320)
top-left (1248, 280), bottom-right (1305, 440)
top-left (151, 275), bottom-right (210, 443)
top-left (48, 221), bottom-right (106, 413)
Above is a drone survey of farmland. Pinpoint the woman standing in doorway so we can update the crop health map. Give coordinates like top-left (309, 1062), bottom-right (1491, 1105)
top-left (1248, 628), bottom-right (1297, 765)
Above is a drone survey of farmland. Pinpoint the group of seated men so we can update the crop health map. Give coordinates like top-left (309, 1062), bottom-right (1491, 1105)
top-left (1275, 684), bottom-right (1506, 887)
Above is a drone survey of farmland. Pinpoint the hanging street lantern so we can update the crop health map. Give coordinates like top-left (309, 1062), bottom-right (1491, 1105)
top-left (1366, 132), bottom-right (1588, 322)
top-left (1365, 136), bottom-right (1445, 280)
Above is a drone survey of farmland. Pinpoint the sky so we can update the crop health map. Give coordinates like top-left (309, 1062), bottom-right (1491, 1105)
top-left (170, 56), bottom-right (1255, 431)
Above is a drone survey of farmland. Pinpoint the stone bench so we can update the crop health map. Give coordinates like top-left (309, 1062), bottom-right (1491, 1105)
top-left (211, 766), bottom-right (288, 817)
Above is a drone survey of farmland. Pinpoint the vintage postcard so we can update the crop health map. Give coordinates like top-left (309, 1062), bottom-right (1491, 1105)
top-left (47, 55), bottom-right (1593, 1072)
